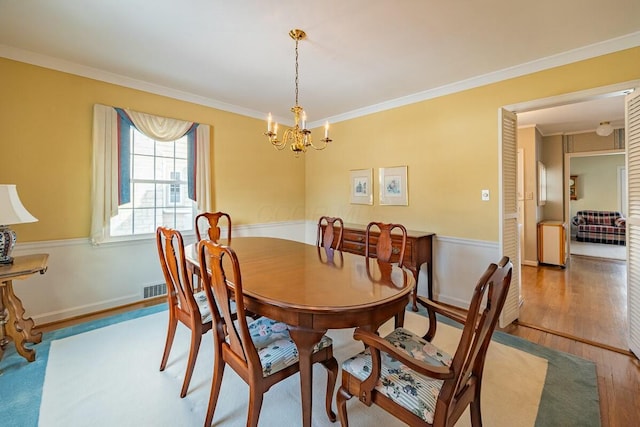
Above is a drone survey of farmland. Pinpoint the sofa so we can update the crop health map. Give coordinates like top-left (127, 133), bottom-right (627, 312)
top-left (572, 210), bottom-right (626, 246)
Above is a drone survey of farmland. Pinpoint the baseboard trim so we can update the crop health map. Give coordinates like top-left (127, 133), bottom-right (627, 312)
top-left (35, 297), bottom-right (166, 333)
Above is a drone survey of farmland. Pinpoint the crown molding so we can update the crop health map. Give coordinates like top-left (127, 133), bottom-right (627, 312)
top-left (3, 30), bottom-right (639, 127)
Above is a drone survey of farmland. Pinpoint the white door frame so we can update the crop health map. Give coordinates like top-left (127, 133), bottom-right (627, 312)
top-left (500, 80), bottom-right (639, 328)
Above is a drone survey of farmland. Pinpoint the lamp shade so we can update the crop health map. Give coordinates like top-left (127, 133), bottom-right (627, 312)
top-left (596, 121), bottom-right (613, 137)
top-left (0, 184), bottom-right (38, 225)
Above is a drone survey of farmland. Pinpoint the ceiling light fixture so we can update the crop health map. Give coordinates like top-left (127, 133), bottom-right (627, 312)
top-left (596, 121), bottom-right (613, 137)
top-left (264, 29), bottom-right (331, 156)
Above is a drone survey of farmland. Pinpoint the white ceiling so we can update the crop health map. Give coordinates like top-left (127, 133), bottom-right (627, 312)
top-left (1, 0), bottom-right (639, 131)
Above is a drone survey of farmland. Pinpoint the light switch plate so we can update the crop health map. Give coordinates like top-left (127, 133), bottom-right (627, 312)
top-left (481, 189), bottom-right (490, 201)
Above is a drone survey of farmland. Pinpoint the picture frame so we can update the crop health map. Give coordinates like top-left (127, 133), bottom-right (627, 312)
top-left (379, 166), bottom-right (408, 206)
top-left (349, 169), bottom-right (373, 205)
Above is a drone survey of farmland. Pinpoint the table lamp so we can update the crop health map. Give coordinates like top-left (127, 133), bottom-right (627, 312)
top-left (0, 184), bottom-right (38, 265)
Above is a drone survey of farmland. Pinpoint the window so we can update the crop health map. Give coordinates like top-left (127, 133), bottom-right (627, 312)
top-left (92, 104), bottom-right (211, 245)
top-left (109, 129), bottom-right (195, 237)
top-left (538, 161), bottom-right (547, 206)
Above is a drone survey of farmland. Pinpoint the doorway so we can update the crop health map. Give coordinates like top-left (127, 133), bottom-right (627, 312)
top-left (503, 81), bottom-right (636, 351)
top-left (566, 151), bottom-right (627, 261)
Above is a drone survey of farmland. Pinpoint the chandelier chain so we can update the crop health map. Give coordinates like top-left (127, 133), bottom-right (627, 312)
top-left (294, 37), bottom-right (299, 107)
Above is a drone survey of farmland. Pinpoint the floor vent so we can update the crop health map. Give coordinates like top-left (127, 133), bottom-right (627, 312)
top-left (143, 283), bottom-right (167, 299)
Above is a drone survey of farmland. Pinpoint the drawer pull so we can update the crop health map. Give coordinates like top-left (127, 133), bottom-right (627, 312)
top-left (392, 247), bottom-right (400, 255)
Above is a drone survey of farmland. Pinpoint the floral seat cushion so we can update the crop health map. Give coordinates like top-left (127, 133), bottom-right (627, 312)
top-left (341, 327), bottom-right (453, 424)
top-left (193, 290), bottom-right (213, 323)
top-left (192, 291), bottom-right (239, 325)
top-left (247, 317), bottom-right (333, 377)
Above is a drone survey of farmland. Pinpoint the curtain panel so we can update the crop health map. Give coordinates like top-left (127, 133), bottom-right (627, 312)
top-left (91, 104), bottom-right (212, 245)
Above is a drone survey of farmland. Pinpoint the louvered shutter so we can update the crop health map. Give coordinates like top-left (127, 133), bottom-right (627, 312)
top-left (499, 109), bottom-right (520, 327)
top-left (626, 90), bottom-right (640, 358)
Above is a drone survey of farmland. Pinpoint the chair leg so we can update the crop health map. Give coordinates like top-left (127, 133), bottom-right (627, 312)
top-left (159, 316), bottom-right (177, 371)
top-left (246, 388), bottom-right (264, 427)
top-left (336, 386), bottom-right (353, 427)
top-left (180, 329), bottom-right (203, 398)
top-left (204, 351), bottom-right (225, 427)
top-left (470, 390), bottom-right (483, 426)
top-left (322, 357), bottom-right (339, 422)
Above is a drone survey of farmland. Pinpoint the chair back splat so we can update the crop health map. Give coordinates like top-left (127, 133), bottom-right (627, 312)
top-left (336, 256), bottom-right (513, 427)
top-left (195, 211), bottom-right (232, 243)
top-left (365, 222), bottom-right (408, 266)
top-left (316, 216), bottom-right (344, 250)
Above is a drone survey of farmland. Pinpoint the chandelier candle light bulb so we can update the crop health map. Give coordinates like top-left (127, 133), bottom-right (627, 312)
top-left (263, 29), bottom-right (333, 156)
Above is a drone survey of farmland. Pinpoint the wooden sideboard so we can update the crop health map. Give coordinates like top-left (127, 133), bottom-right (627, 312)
top-left (339, 223), bottom-right (435, 307)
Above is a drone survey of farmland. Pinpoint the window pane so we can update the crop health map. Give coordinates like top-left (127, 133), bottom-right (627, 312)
top-left (133, 132), bottom-right (154, 155)
top-left (110, 208), bottom-right (133, 236)
top-left (175, 205), bottom-right (194, 231)
top-left (156, 156), bottom-right (175, 182)
top-left (133, 208), bottom-right (156, 235)
top-left (132, 183), bottom-right (157, 208)
top-left (156, 140), bottom-right (174, 158)
top-left (174, 159), bottom-right (188, 180)
top-left (159, 183), bottom-right (177, 207)
top-left (175, 139), bottom-right (188, 159)
top-left (133, 154), bottom-right (155, 180)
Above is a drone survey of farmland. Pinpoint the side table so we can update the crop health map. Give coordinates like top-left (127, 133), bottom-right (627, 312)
top-left (0, 253), bottom-right (49, 363)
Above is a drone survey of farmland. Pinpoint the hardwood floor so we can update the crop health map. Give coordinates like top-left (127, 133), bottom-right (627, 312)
top-left (34, 255), bottom-right (639, 426)
top-left (502, 254), bottom-right (640, 427)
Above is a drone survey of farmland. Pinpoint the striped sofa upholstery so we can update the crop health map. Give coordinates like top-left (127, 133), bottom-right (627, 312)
top-left (573, 210), bottom-right (626, 246)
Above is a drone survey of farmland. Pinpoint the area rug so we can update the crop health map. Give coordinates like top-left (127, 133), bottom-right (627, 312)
top-left (0, 305), bottom-right (600, 426)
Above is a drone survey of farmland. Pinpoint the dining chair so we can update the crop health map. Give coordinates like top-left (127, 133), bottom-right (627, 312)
top-left (195, 211), bottom-right (232, 243)
top-left (198, 240), bottom-right (338, 426)
top-left (156, 226), bottom-right (213, 398)
top-left (336, 256), bottom-right (513, 427)
top-left (316, 216), bottom-right (344, 250)
top-left (365, 222), bottom-right (407, 266)
top-left (198, 239), bottom-right (339, 427)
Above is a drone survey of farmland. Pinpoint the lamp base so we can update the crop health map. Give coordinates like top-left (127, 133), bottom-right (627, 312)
top-left (0, 225), bottom-right (17, 265)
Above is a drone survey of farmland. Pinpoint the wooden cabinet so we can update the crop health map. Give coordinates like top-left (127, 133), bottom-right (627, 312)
top-left (340, 223), bottom-right (435, 303)
top-left (537, 221), bottom-right (567, 267)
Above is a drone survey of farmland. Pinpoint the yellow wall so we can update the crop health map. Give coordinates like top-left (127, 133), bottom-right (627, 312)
top-left (0, 58), bottom-right (305, 242)
top-left (2, 47), bottom-right (639, 244)
top-left (570, 154), bottom-right (626, 215)
top-left (305, 47), bottom-right (640, 241)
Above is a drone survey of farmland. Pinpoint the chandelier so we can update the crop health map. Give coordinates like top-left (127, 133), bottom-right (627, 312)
top-left (264, 29), bottom-right (332, 155)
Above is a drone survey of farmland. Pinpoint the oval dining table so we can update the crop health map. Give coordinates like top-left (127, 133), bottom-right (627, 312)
top-left (185, 236), bottom-right (415, 427)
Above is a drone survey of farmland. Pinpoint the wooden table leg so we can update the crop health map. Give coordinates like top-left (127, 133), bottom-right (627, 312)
top-left (1, 280), bottom-right (42, 362)
top-left (288, 327), bottom-right (328, 427)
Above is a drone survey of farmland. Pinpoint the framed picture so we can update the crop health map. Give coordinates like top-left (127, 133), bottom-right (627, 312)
top-left (379, 166), bottom-right (408, 206)
top-left (349, 169), bottom-right (373, 205)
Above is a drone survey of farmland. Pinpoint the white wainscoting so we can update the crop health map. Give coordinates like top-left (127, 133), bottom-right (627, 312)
top-left (12, 220), bottom-right (498, 325)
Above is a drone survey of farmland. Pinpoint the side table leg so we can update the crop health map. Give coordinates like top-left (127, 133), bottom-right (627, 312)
top-left (411, 268), bottom-right (419, 311)
top-left (2, 280), bottom-right (41, 362)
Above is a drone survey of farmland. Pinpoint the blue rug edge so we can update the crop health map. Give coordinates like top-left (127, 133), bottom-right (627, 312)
top-left (0, 303), bottom-right (167, 427)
